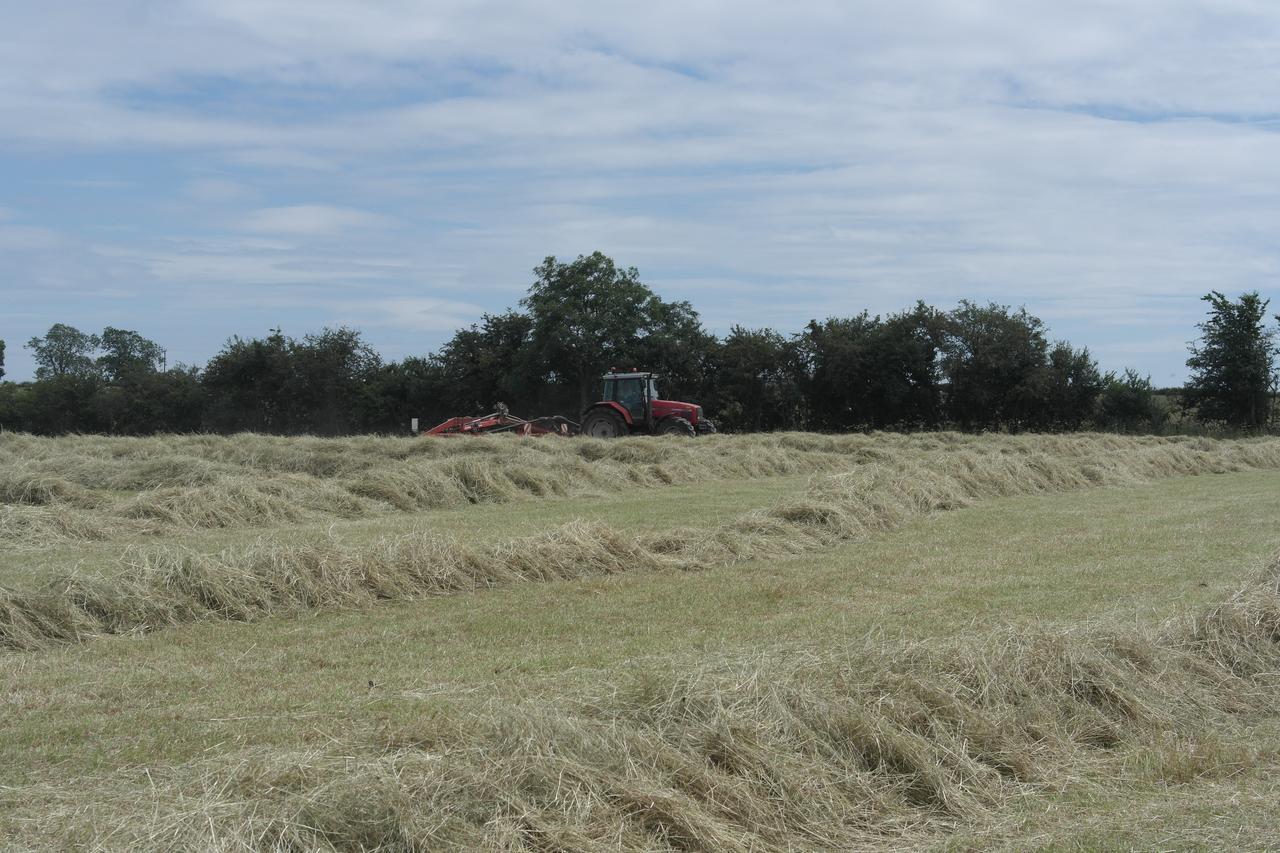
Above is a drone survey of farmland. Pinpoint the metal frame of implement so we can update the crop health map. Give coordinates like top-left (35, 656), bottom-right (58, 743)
top-left (420, 404), bottom-right (579, 437)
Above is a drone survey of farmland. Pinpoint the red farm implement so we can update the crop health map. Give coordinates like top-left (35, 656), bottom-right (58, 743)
top-left (417, 370), bottom-right (716, 438)
top-left (418, 404), bottom-right (578, 437)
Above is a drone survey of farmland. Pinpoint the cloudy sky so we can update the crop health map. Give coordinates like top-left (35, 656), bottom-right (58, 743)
top-left (3, 1), bottom-right (1278, 382)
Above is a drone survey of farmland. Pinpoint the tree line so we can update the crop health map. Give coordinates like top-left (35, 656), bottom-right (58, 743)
top-left (1, 252), bottom-right (1276, 436)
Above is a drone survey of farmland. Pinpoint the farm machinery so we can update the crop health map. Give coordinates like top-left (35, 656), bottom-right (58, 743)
top-left (420, 404), bottom-right (577, 437)
top-left (417, 370), bottom-right (716, 438)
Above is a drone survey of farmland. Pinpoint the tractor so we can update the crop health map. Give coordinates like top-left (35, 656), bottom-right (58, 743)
top-left (580, 371), bottom-right (716, 438)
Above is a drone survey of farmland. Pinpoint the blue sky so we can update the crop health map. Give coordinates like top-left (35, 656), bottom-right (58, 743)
top-left (3, 0), bottom-right (1279, 383)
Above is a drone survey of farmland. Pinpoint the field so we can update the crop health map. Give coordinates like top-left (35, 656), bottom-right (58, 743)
top-left (4, 431), bottom-right (1280, 850)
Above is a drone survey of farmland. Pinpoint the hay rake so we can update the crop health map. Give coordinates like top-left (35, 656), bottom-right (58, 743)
top-left (418, 403), bottom-right (579, 437)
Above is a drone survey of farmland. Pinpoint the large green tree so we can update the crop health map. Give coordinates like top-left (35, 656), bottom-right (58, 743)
top-left (521, 252), bottom-right (710, 409)
top-left (369, 356), bottom-right (449, 432)
top-left (1041, 342), bottom-right (1104, 430)
top-left (0, 339), bottom-right (5, 381)
top-left (1097, 369), bottom-right (1166, 433)
top-left (201, 329), bottom-right (294, 431)
top-left (941, 301), bottom-right (1051, 430)
top-left (1184, 291), bottom-right (1277, 428)
top-left (710, 326), bottom-right (806, 432)
top-left (25, 323), bottom-right (101, 380)
top-left (202, 327), bottom-right (382, 434)
top-left (800, 304), bottom-right (946, 431)
top-left (628, 297), bottom-right (718, 405)
top-left (97, 327), bottom-right (166, 383)
top-left (89, 366), bottom-right (206, 434)
top-left (291, 328), bottom-right (383, 434)
top-left (434, 311), bottom-right (537, 413)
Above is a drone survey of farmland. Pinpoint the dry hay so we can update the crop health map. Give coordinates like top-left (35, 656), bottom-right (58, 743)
top-left (4, 434), bottom-right (1280, 651)
top-left (0, 431), bottom-right (856, 546)
top-left (14, 557), bottom-right (1280, 851)
top-left (5, 431), bottom-right (1279, 549)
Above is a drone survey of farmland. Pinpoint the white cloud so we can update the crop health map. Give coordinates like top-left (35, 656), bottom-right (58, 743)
top-left (337, 297), bottom-right (488, 332)
top-left (2, 1), bottom-right (1280, 383)
top-left (240, 205), bottom-right (395, 235)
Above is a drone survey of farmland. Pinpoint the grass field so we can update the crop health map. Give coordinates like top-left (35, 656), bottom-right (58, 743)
top-left (4, 431), bottom-right (1280, 850)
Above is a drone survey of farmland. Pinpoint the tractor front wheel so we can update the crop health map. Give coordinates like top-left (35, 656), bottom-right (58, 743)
top-left (582, 407), bottom-right (627, 438)
top-left (657, 416), bottom-right (696, 437)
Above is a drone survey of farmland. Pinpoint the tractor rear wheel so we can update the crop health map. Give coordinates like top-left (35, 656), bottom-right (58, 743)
top-left (582, 407), bottom-right (627, 438)
top-left (658, 416), bottom-right (696, 437)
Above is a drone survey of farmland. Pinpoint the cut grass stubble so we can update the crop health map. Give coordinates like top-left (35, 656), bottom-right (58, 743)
top-left (0, 431), bottom-right (912, 547)
top-left (20, 557), bottom-right (1280, 851)
top-left (3, 434), bottom-right (1280, 651)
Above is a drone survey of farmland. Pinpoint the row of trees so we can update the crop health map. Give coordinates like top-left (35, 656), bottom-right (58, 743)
top-left (1, 252), bottom-right (1276, 435)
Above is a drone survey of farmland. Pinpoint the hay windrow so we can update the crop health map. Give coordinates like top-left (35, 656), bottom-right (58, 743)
top-left (5, 431), bottom-right (1280, 548)
top-left (19, 559), bottom-right (1280, 851)
top-left (4, 435), bottom-right (1280, 651)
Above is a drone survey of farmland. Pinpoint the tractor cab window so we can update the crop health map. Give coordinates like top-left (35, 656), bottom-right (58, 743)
top-left (613, 377), bottom-right (646, 420)
top-left (647, 377), bottom-right (660, 400)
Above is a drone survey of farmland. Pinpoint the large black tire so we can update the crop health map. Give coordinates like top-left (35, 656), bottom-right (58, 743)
top-left (657, 416), bottom-right (696, 437)
top-left (582, 407), bottom-right (627, 438)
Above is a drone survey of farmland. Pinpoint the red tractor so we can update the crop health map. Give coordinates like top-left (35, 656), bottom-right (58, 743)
top-left (580, 371), bottom-right (716, 438)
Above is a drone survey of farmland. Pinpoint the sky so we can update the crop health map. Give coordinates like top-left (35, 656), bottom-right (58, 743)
top-left (3, 1), bottom-right (1279, 383)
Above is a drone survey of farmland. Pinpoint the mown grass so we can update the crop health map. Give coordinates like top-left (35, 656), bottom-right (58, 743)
top-left (0, 475), bottom-right (813, 589)
top-left (3, 464), bottom-right (1280, 849)
top-left (4, 432), bottom-right (1280, 850)
top-left (0, 431), bottom-right (905, 548)
top-left (4, 431), bottom-right (1274, 550)
top-left (6, 432), bottom-right (1280, 651)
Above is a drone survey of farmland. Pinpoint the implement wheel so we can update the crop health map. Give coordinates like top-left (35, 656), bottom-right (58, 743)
top-left (582, 407), bottom-right (627, 438)
top-left (658, 416), bottom-right (696, 437)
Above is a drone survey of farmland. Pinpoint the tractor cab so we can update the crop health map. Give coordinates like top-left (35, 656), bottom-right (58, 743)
top-left (581, 370), bottom-right (716, 438)
top-left (602, 372), bottom-right (658, 424)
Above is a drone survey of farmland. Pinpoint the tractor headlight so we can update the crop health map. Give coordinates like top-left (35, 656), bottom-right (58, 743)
top-left (695, 406), bottom-right (703, 420)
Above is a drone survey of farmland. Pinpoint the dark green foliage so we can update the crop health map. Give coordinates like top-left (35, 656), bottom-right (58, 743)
top-left (7, 253), bottom-right (1261, 437)
top-left (800, 303), bottom-right (946, 430)
top-left (367, 357), bottom-right (449, 433)
top-left (940, 301), bottom-right (1053, 431)
top-left (0, 374), bottom-right (100, 433)
top-left (1041, 342), bottom-right (1105, 431)
top-left (522, 253), bottom-right (655, 409)
top-left (202, 328), bottom-right (381, 435)
top-left (0, 369), bottom-right (206, 435)
top-left (26, 323), bottom-right (100, 380)
top-left (433, 311), bottom-right (538, 414)
top-left (290, 328), bottom-right (383, 435)
top-left (201, 330), bottom-right (294, 432)
top-left (709, 327), bottom-right (807, 432)
top-left (628, 297), bottom-right (719, 407)
top-left (89, 367), bottom-right (206, 434)
top-left (97, 327), bottom-right (166, 383)
top-left (0, 338), bottom-right (5, 381)
top-left (1098, 370), bottom-right (1166, 434)
top-left (1184, 291), bottom-right (1278, 428)
top-left (521, 252), bottom-right (714, 411)
top-left (4, 326), bottom-right (194, 434)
